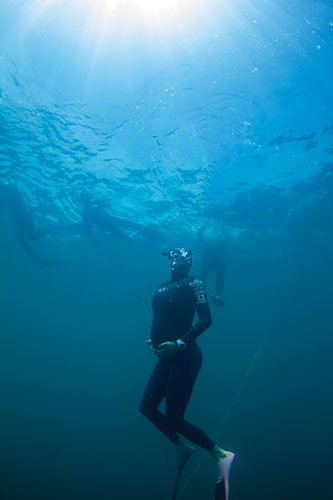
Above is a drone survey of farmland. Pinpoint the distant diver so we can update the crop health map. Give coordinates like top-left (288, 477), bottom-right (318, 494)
top-left (0, 182), bottom-right (69, 266)
top-left (139, 248), bottom-right (235, 500)
top-left (80, 191), bottom-right (167, 244)
top-left (198, 223), bottom-right (230, 307)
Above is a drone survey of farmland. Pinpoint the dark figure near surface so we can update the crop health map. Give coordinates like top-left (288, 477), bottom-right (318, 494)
top-left (80, 192), bottom-right (167, 244)
top-left (0, 183), bottom-right (69, 266)
top-left (139, 248), bottom-right (235, 500)
top-left (198, 224), bottom-right (229, 307)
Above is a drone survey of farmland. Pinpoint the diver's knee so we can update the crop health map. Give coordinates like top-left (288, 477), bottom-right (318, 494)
top-left (138, 402), bottom-right (147, 415)
top-left (139, 401), bottom-right (153, 418)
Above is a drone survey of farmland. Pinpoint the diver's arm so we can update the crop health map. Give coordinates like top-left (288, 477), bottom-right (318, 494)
top-left (160, 278), bottom-right (212, 347)
top-left (181, 300), bottom-right (212, 345)
top-left (181, 278), bottom-right (212, 344)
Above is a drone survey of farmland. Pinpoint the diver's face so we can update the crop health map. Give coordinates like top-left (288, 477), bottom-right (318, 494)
top-left (167, 248), bottom-right (192, 279)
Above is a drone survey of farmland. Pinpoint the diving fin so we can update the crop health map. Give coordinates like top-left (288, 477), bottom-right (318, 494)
top-left (215, 452), bottom-right (235, 500)
top-left (171, 446), bottom-right (196, 500)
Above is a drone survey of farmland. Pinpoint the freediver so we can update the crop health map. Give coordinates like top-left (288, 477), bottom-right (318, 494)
top-left (139, 248), bottom-right (235, 500)
top-left (198, 223), bottom-right (230, 307)
top-left (0, 182), bottom-right (69, 265)
top-left (80, 191), bottom-right (167, 244)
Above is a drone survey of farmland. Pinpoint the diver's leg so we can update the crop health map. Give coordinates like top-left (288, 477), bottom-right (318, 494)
top-left (140, 359), bottom-right (193, 500)
top-left (139, 359), bottom-right (179, 443)
top-left (199, 257), bottom-right (211, 286)
top-left (165, 347), bottom-right (215, 451)
top-left (211, 259), bottom-right (225, 306)
top-left (92, 210), bottom-right (132, 241)
top-left (166, 349), bottom-right (235, 498)
top-left (166, 348), bottom-right (234, 457)
top-left (215, 259), bottom-right (225, 297)
top-left (210, 444), bottom-right (227, 461)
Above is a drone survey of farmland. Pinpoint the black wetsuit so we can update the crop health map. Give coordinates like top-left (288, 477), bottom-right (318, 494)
top-left (81, 202), bottom-right (167, 244)
top-left (1, 184), bottom-right (68, 265)
top-left (139, 275), bottom-right (215, 451)
top-left (198, 232), bottom-right (227, 297)
top-left (200, 241), bottom-right (226, 296)
top-left (82, 203), bottom-right (131, 242)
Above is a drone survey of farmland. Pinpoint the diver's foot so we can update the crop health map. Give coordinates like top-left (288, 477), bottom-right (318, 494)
top-left (177, 445), bottom-right (196, 475)
top-left (211, 294), bottom-right (224, 307)
top-left (217, 452), bottom-right (235, 500)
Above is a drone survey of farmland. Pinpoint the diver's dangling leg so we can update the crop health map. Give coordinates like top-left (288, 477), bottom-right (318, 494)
top-left (171, 439), bottom-right (196, 500)
top-left (211, 262), bottom-right (225, 307)
top-left (211, 294), bottom-right (225, 307)
top-left (174, 439), bottom-right (196, 472)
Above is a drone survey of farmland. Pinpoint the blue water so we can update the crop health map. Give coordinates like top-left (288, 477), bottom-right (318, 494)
top-left (0, 1), bottom-right (332, 499)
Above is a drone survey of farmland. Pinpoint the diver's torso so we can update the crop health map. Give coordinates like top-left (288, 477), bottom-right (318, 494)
top-left (150, 276), bottom-right (198, 348)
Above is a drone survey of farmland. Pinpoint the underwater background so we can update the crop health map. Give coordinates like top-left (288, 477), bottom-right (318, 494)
top-left (0, 0), bottom-right (332, 499)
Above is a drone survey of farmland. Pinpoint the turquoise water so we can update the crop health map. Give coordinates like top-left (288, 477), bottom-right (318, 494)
top-left (0, 1), bottom-right (332, 499)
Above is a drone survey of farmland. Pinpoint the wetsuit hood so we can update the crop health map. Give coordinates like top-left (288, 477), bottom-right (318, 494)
top-left (162, 248), bottom-right (192, 280)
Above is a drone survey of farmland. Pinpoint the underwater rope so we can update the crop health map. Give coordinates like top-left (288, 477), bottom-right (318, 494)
top-left (177, 301), bottom-right (281, 498)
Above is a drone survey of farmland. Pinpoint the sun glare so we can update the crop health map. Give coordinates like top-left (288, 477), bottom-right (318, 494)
top-left (103, 0), bottom-right (189, 16)
top-left (21, 0), bottom-right (216, 57)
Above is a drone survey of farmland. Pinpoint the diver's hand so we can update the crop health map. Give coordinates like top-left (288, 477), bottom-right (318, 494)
top-left (145, 339), bottom-right (159, 356)
top-left (155, 341), bottom-right (178, 360)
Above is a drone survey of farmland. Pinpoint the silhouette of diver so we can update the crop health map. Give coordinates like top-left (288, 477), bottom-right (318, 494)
top-left (80, 192), bottom-right (167, 244)
top-left (140, 248), bottom-right (235, 500)
top-left (0, 183), bottom-right (69, 266)
top-left (198, 223), bottom-right (230, 306)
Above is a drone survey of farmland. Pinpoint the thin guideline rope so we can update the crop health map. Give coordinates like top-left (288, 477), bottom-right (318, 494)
top-left (177, 301), bottom-right (281, 498)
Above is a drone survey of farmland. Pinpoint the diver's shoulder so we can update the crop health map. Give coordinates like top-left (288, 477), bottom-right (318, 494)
top-left (187, 276), bottom-right (207, 303)
top-left (157, 280), bottom-right (170, 289)
top-left (187, 274), bottom-right (202, 283)
top-left (187, 275), bottom-right (204, 286)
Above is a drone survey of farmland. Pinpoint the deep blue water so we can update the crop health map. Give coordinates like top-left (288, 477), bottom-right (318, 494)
top-left (0, 1), bottom-right (332, 499)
